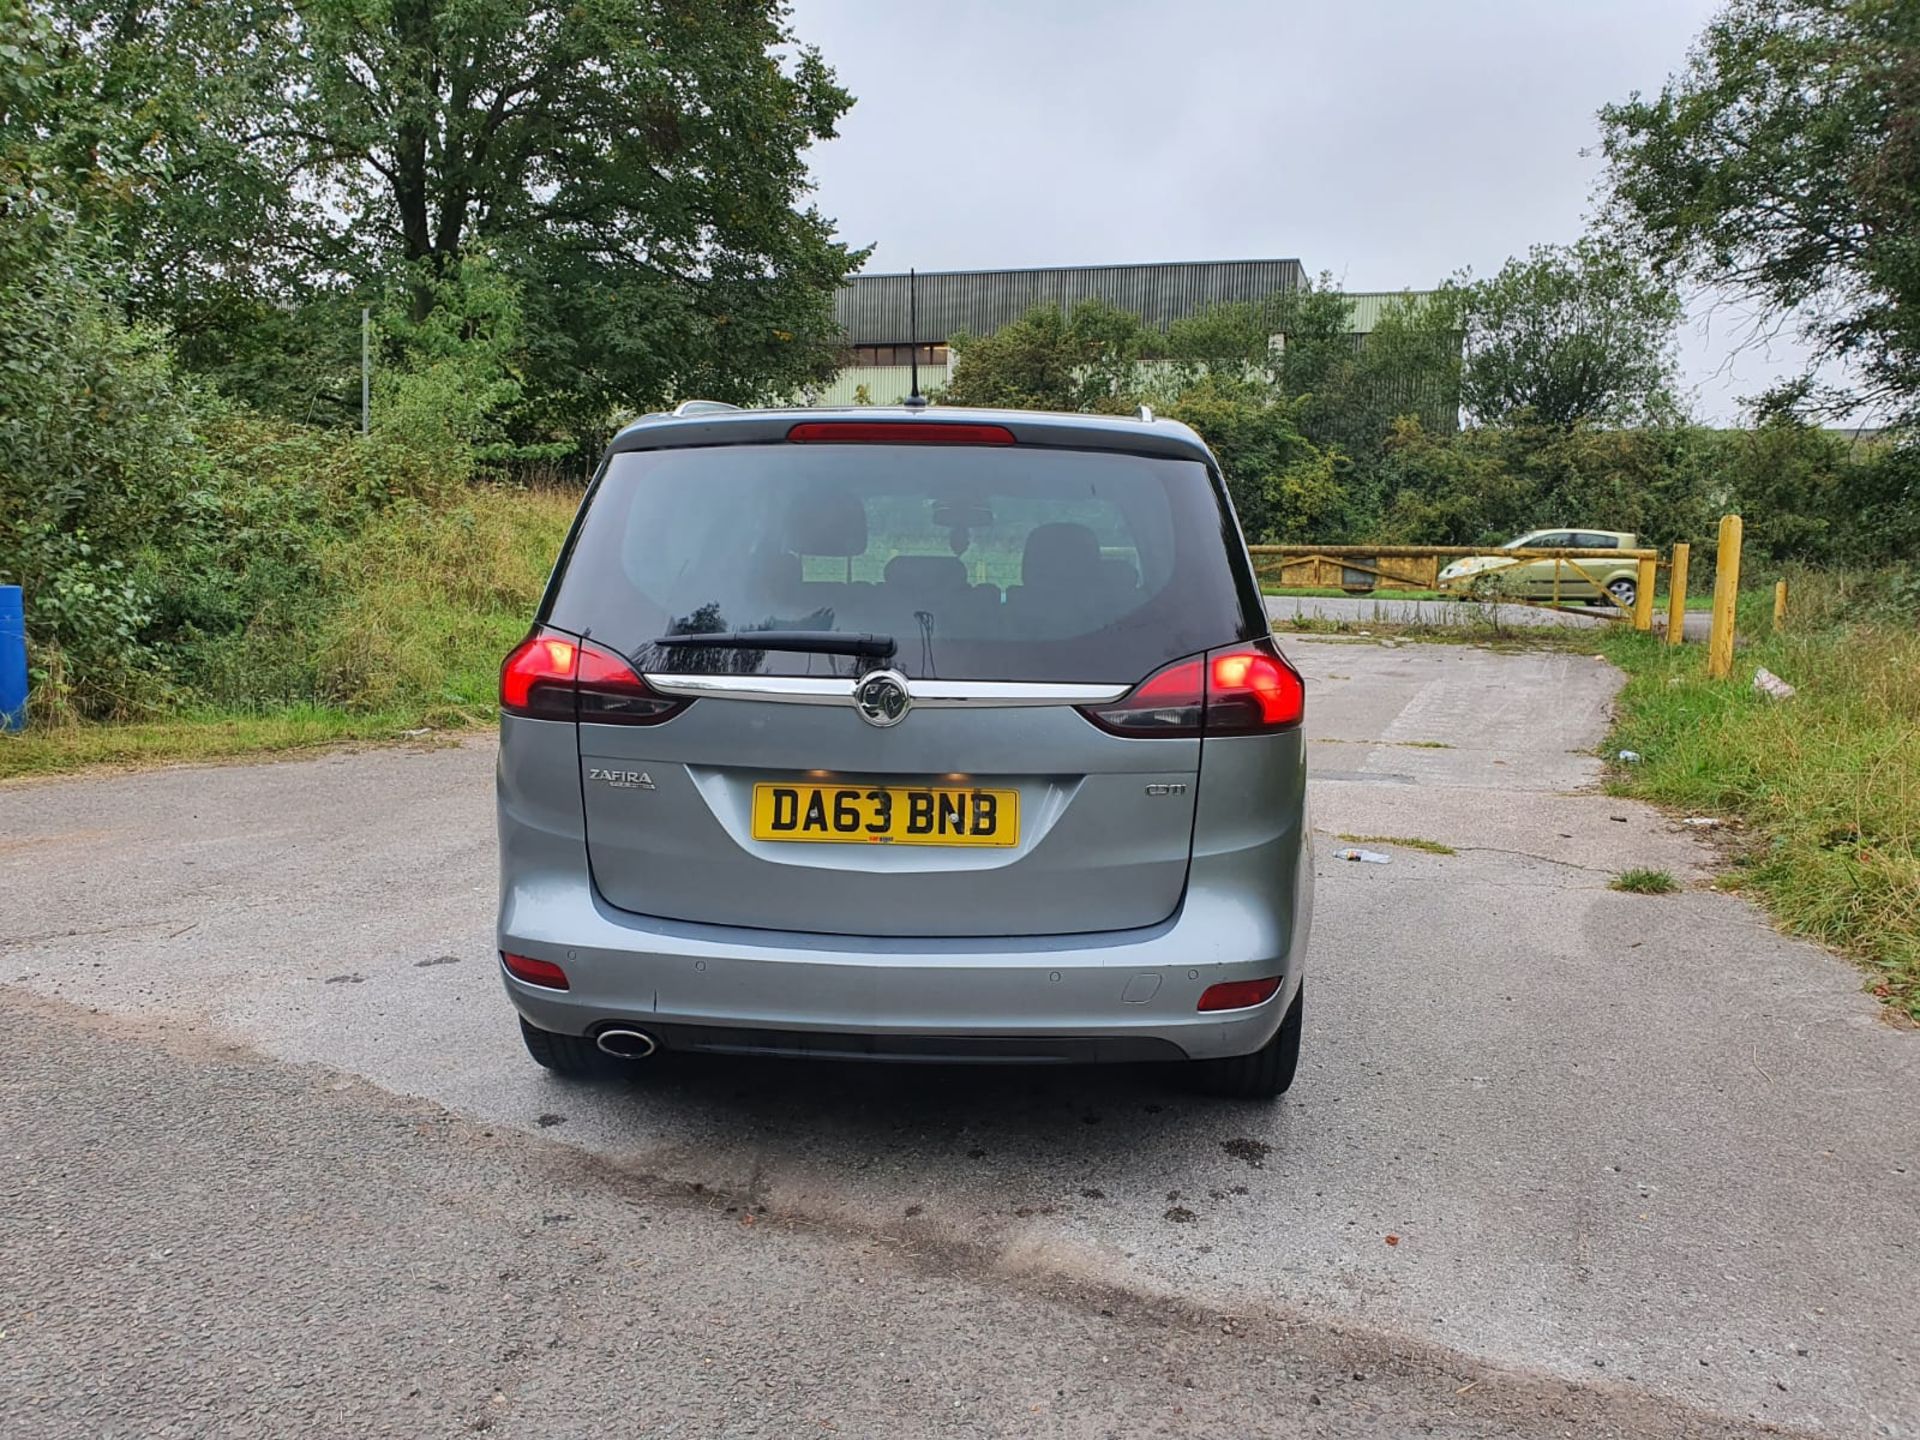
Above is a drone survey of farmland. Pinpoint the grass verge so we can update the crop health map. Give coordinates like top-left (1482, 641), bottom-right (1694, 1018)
top-left (1262, 586), bottom-right (1450, 600)
top-left (1595, 590), bottom-right (1920, 1019)
top-left (1274, 613), bottom-right (1604, 651)
top-left (1263, 585), bottom-right (1714, 609)
top-left (0, 707), bottom-right (454, 782)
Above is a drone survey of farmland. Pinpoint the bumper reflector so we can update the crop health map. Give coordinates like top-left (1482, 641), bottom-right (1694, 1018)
top-left (502, 952), bottom-right (570, 990)
top-left (1196, 976), bottom-right (1282, 1012)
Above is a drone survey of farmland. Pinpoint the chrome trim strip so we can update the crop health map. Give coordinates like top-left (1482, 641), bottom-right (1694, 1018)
top-left (644, 674), bottom-right (1130, 707)
top-left (908, 680), bottom-right (1130, 706)
top-left (645, 674), bottom-right (851, 704)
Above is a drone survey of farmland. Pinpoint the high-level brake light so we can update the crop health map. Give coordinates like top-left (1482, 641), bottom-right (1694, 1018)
top-left (786, 421), bottom-right (1017, 445)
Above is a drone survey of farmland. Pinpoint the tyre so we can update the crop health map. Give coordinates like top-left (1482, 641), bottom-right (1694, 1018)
top-left (1191, 982), bottom-right (1304, 1100)
top-left (519, 1017), bottom-right (608, 1077)
top-left (1606, 576), bottom-right (1637, 611)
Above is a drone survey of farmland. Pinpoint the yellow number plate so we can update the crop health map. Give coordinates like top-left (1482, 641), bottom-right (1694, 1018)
top-left (751, 782), bottom-right (1019, 847)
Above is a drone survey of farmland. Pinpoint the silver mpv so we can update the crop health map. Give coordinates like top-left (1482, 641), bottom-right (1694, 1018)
top-left (496, 406), bottom-right (1312, 1098)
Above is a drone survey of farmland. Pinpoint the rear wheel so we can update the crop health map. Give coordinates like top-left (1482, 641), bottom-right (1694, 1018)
top-left (519, 1018), bottom-right (608, 1078)
top-left (1606, 576), bottom-right (1638, 611)
top-left (1191, 982), bottom-right (1304, 1100)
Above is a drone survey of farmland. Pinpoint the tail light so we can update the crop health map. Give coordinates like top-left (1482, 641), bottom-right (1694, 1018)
top-left (1077, 657), bottom-right (1205, 736)
top-left (1079, 638), bottom-right (1303, 737)
top-left (1204, 641), bottom-right (1306, 734)
top-left (500, 628), bottom-right (689, 725)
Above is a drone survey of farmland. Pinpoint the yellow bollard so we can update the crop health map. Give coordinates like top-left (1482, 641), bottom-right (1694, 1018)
top-left (1666, 543), bottom-right (1690, 647)
top-left (1774, 579), bottom-right (1788, 633)
top-left (1633, 556), bottom-right (1656, 632)
top-left (1708, 514), bottom-right (1742, 679)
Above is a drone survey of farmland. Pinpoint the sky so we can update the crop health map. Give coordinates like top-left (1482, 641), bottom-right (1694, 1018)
top-left (786, 0), bottom-right (1842, 425)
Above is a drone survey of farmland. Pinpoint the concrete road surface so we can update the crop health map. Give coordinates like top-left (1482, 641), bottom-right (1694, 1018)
top-left (1266, 593), bottom-right (1716, 639)
top-left (2, 639), bottom-right (1914, 1437)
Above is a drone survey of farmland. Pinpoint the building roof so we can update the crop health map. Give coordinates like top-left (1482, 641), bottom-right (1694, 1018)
top-left (836, 258), bottom-right (1307, 344)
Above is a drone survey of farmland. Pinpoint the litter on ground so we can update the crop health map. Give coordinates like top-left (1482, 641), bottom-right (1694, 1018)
top-left (1335, 848), bottom-right (1392, 864)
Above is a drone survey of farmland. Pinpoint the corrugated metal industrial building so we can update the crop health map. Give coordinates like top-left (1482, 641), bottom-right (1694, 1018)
top-left (836, 259), bottom-right (1309, 347)
top-left (802, 259), bottom-right (1450, 422)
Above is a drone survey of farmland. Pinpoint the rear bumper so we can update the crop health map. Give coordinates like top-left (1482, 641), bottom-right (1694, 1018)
top-left (573, 1020), bottom-right (1191, 1065)
top-left (496, 852), bottom-right (1311, 1064)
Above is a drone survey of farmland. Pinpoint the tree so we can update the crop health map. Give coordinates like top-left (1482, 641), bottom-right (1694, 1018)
top-left (1600, 0), bottom-right (1920, 421)
top-left (1165, 376), bottom-right (1348, 542)
top-left (1163, 282), bottom-right (1462, 460)
top-left (1302, 291), bottom-right (1463, 461)
top-left (938, 302), bottom-right (1355, 541)
top-left (38, 0), bottom-right (862, 435)
top-left (1456, 240), bottom-right (1682, 427)
top-left (1370, 420), bottom-right (1716, 549)
top-left (2, 0), bottom-right (200, 713)
top-left (940, 301), bottom-right (1153, 412)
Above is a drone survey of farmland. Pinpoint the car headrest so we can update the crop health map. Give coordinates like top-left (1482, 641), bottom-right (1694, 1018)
top-left (1021, 522), bottom-right (1103, 586)
top-left (883, 554), bottom-right (969, 593)
top-left (786, 489), bottom-right (868, 557)
top-left (751, 547), bottom-right (803, 594)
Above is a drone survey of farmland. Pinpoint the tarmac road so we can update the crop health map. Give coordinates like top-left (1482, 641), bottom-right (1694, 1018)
top-left (2, 991), bottom-right (1790, 1440)
top-left (2, 638), bottom-right (1914, 1437)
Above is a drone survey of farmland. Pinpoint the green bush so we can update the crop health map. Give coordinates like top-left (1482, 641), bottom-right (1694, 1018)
top-left (0, 205), bottom-right (570, 724)
top-left (0, 228), bottom-right (200, 717)
top-left (1371, 419), bottom-right (1717, 549)
top-left (1164, 377), bottom-right (1349, 541)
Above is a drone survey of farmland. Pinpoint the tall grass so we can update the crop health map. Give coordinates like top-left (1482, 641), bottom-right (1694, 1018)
top-left (313, 486), bottom-right (578, 723)
top-left (1598, 575), bottom-right (1920, 1018)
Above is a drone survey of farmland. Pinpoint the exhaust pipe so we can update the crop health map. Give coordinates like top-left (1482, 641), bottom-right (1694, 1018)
top-left (595, 1027), bottom-right (658, 1060)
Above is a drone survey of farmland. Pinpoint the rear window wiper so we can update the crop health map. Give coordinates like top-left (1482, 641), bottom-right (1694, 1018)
top-left (650, 630), bottom-right (897, 662)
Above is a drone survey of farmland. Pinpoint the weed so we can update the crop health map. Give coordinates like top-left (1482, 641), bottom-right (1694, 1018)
top-left (1611, 868), bottom-right (1679, 895)
top-left (1337, 833), bottom-right (1457, 855)
top-left (1311, 738), bottom-right (1452, 749)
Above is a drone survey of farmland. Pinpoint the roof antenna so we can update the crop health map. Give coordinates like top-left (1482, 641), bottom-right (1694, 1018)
top-left (904, 267), bottom-right (928, 409)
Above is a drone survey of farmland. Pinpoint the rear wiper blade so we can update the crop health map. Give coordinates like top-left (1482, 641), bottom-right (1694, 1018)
top-left (650, 630), bottom-right (897, 661)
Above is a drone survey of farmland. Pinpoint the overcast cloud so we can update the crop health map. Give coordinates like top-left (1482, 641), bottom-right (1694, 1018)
top-left (788, 0), bottom-right (1847, 425)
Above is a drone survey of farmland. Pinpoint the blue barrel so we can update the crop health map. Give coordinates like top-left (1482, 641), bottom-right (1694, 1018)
top-left (0, 585), bottom-right (26, 731)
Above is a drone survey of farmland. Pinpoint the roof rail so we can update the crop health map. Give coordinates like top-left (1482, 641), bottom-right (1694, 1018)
top-left (672, 399), bottom-right (742, 417)
top-left (1136, 404), bottom-right (1155, 423)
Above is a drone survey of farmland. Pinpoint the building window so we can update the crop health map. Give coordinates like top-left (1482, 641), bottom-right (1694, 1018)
top-left (849, 343), bottom-right (949, 369)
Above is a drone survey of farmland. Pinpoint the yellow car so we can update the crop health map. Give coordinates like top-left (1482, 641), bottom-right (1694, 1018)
top-left (1438, 528), bottom-right (1644, 609)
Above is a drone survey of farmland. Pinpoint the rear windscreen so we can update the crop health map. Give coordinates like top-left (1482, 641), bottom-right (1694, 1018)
top-left (545, 443), bottom-right (1257, 683)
